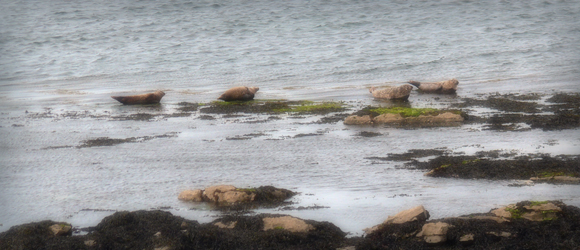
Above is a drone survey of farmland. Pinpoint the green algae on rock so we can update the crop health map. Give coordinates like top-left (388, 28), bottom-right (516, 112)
top-left (345, 106), bottom-right (464, 126)
top-left (200, 99), bottom-right (346, 115)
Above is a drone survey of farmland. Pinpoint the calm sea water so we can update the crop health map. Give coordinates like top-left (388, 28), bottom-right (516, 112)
top-left (1, 0), bottom-right (580, 236)
top-left (1, 0), bottom-right (579, 95)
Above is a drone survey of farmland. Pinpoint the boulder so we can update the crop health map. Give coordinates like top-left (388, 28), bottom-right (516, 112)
top-left (384, 205), bottom-right (430, 224)
top-left (263, 216), bottom-right (314, 233)
top-left (178, 189), bottom-right (204, 202)
top-left (363, 205), bottom-right (429, 234)
top-left (49, 223), bottom-right (72, 236)
top-left (416, 222), bottom-right (451, 245)
top-left (344, 115), bottom-right (373, 125)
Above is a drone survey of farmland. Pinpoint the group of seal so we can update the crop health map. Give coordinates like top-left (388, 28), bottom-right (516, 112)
top-left (111, 86), bottom-right (260, 105)
top-left (110, 79), bottom-right (456, 105)
top-left (369, 78), bottom-right (458, 100)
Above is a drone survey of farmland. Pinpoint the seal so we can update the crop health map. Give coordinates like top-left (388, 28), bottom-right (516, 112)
top-left (408, 79), bottom-right (458, 94)
top-left (369, 85), bottom-right (413, 100)
top-left (111, 91), bottom-right (165, 105)
top-left (218, 86), bottom-right (259, 101)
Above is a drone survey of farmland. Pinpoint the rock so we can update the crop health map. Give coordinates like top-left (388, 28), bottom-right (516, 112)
top-left (404, 112), bottom-right (463, 124)
top-left (492, 202), bottom-right (562, 221)
top-left (203, 185), bottom-right (237, 202)
top-left (178, 189), bottom-right (204, 202)
top-left (263, 216), bottom-right (314, 233)
top-left (363, 205), bottom-right (430, 235)
top-left (344, 112), bottom-right (463, 126)
top-left (491, 205), bottom-right (517, 219)
top-left (344, 115), bottom-right (373, 125)
top-left (49, 223), bottom-right (72, 236)
top-left (84, 240), bottom-right (96, 247)
top-left (459, 233), bottom-right (474, 246)
top-left (217, 190), bottom-right (256, 203)
top-left (524, 202), bottom-right (562, 212)
top-left (416, 222), bottom-right (450, 245)
top-left (468, 216), bottom-right (508, 223)
top-left (384, 205), bottom-right (430, 224)
top-left (530, 176), bottom-right (580, 184)
top-left (373, 113), bottom-right (404, 124)
top-left (214, 221), bottom-right (237, 229)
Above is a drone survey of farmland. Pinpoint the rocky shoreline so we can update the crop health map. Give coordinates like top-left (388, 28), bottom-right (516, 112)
top-left (2, 200), bottom-right (579, 249)
top-left (3, 92), bottom-right (579, 249)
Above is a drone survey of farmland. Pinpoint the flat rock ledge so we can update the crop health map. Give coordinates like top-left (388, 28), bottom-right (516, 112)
top-left (178, 185), bottom-right (295, 207)
top-left (344, 112), bottom-right (463, 126)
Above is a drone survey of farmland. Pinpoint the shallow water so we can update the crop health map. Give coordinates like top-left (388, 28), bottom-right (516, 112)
top-left (1, 0), bottom-right (580, 236)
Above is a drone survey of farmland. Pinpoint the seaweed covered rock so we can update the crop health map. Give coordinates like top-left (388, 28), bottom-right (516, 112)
top-left (0, 221), bottom-right (82, 250)
top-left (357, 200), bottom-right (580, 249)
top-left (178, 185), bottom-right (296, 208)
top-left (201, 213), bottom-right (347, 249)
top-left (88, 210), bottom-right (200, 250)
top-left (344, 106), bottom-right (464, 127)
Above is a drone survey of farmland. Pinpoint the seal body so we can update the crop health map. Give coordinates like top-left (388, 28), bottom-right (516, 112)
top-left (111, 91), bottom-right (165, 105)
top-left (218, 86), bottom-right (259, 101)
top-left (369, 85), bottom-right (413, 100)
top-left (408, 79), bottom-right (458, 94)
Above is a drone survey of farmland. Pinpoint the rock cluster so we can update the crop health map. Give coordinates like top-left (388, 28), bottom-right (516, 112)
top-left (361, 200), bottom-right (578, 249)
top-left (178, 185), bottom-right (295, 206)
top-left (2, 200), bottom-right (580, 249)
top-left (344, 112), bottom-right (464, 126)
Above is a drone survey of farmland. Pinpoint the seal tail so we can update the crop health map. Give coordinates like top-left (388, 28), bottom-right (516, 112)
top-left (408, 81), bottom-right (421, 88)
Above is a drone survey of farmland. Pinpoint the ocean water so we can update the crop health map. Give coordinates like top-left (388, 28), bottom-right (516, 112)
top-left (1, 0), bottom-right (580, 236)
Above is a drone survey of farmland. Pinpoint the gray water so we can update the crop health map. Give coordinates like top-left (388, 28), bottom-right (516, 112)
top-left (1, 0), bottom-right (580, 236)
